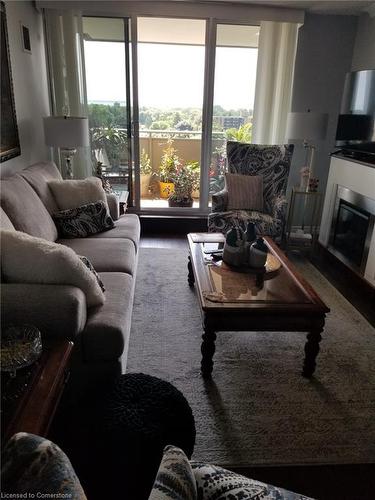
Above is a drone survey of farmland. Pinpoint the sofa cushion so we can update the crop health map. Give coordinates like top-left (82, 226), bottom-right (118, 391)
top-left (0, 175), bottom-right (58, 241)
top-left (58, 237), bottom-right (136, 275)
top-left (149, 445), bottom-right (197, 500)
top-left (49, 177), bottom-right (109, 211)
top-left (53, 201), bottom-right (114, 238)
top-left (0, 207), bottom-right (15, 231)
top-left (1, 230), bottom-right (105, 308)
top-left (89, 214), bottom-right (140, 249)
top-left (20, 161), bottom-right (62, 214)
top-left (82, 272), bottom-right (134, 362)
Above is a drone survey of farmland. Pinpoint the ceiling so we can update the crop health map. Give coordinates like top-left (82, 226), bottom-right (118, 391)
top-left (183, 1), bottom-right (375, 16)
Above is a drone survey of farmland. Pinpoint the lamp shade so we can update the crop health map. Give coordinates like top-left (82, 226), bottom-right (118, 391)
top-left (286, 112), bottom-right (328, 142)
top-left (44, 116), bottom-right (89, 149)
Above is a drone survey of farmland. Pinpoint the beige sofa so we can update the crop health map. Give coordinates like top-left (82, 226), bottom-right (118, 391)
top-left (0, 162), bottom-right (140, 387)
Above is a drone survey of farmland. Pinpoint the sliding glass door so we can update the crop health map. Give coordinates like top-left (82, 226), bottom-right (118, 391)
top-left (210, 24), bottom-right (259, 199)
top-left (82, 16), bottom-right (259, 214)
top-left (137, 17), bottom-right (206, 210)
top-left (83, 17), bottom-right (133, 206)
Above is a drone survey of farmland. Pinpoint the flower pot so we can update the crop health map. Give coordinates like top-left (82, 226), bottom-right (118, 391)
top-left (140, 174), bottom-right (151, 198)
top-left (168, 197), bottom-right (194, 208)
top-left (159, 181), bottom-right (174, 199)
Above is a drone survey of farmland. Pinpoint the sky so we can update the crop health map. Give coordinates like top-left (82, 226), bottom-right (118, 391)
top-left (84, 41), bottom-right (258, 110)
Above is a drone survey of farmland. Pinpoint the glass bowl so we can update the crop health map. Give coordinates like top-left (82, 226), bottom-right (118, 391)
top-left (1, 325), bottom-right (42, 377)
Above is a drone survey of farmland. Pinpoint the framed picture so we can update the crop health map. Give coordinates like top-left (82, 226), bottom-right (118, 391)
top-left (1, 1), bottom-right (20, 163)
top-left (20, 22), bottom-right (31, 53)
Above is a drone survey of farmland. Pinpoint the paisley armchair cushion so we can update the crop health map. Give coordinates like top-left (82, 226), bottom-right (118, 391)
top-left (226, 142), bottom-right (293, 215)
top-left (209, 143), bottom-right (293, 239)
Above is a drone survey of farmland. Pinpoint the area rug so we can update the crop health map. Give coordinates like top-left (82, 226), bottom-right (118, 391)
top-left (127, 247), bottom-right (375, 467)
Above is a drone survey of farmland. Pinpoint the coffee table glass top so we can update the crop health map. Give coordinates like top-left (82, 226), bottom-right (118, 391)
top-left (189, 233), bottom-right (322, 308)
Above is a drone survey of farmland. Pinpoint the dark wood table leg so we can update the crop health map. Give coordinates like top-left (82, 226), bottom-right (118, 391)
top-left (201, 319), bottom-right (216, 378)
top-left (302, 321), bottom-right (324, 378)
top-left (188, 256), bottom-right (195, 287)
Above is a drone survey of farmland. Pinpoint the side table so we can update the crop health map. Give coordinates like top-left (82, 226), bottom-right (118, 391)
top-left (284, 188), bottom-right (322, 253)
top-left (1, 339), bottom-right (73, 442)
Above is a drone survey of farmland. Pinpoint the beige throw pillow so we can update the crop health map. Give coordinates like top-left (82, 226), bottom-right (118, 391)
top-left (1, 230), bottom-right (105, 308)
top-left (48, 177), bottom-right (108, 211)
top-left (225, 173), bottom-right (263, 211)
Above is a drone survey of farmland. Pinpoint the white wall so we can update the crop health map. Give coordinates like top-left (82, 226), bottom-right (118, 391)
top-left (288, 14), bottom-right (357, 195)
top-left (1, 1), bottom-right (50, 178)
top-left (351, 13), bottom-right (375, 71)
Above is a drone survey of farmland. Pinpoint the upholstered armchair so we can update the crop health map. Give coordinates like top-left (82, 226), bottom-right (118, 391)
top-left (208, 141), bottom-right (294, 241)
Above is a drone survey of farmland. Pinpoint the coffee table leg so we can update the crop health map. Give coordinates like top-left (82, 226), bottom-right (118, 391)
top-left (188, 256), bottom-right (195, 287)
top-left (303, 325), bottom-right (323, 378)
top-left (201, 322), bottom-right (216, 378)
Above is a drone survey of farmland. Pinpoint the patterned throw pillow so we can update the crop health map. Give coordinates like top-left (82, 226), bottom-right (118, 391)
top-left (1, 433), bottom-right (87, 499)
top-left (148, 445), bottom-right (197, 500)
top-left (78, 256), bottom-right (105, 292)
top-left (191, 462), bottom-right (314, 500)
top-left (53, 200), bottom-right (114, 238)
top-left (225, 173), bottom-right (264, 211)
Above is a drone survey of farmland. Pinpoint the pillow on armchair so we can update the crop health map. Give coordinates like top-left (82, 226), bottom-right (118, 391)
top-left (225, 173), bottom-right (263, 211)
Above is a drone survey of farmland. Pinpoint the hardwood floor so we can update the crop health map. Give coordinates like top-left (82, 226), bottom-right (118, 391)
top-left (140, 230), bottom-right (375, 500)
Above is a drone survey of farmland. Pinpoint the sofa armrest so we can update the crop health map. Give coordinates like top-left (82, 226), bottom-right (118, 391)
top-left (211, 189), bottom-right (228, 212)
top-left (1, 284), bottom-right (87, 340)
top-left (106, 193), bottom-right (120, 221)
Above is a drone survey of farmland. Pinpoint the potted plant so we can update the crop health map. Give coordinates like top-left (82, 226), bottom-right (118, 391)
top-left (91, 126), bottom-right (128, 168)
top-left (159, 139), bottom-right (180, 199)
top-left (140, 149), bottom-right (152, 198)
top-left (168, 161), bottom-right (200, 208)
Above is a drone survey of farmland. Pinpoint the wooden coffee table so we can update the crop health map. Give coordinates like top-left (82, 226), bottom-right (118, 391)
top-left (187, 233), bottom-right (330, 378)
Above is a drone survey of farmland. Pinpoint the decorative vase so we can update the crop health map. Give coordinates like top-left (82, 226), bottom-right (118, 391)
top-left (249, 237), bottom-right (268, 268)
top-left (159, 181), bottom-right (174, 199)
top-left (140, 174), bottom-right (151, 198)
top-left (244, 222), bottom-right (257, 265)
top-left (223, 227), bottom-right (246, 267)
top-left (168, 197), bottom-right (193, 208)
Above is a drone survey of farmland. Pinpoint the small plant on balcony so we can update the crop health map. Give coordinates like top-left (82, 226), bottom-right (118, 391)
top-left (168, 161), bottom-right (200, 207)
top-left (225, 122), bottom-right (252, 143)
top-left (91, 126), bottom-right (127, 168)
top-left (140, 149), bottom-right (152, 175)
top-left (159, 139), bottom-right (180, 183)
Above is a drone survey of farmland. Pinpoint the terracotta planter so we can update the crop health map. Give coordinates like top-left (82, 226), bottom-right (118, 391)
top-left (168, 197), bottom-right (194, 208)
top-left (140, 174), bottom-right (151, 198)
top-left (159, 181), bottom-right (174, 199)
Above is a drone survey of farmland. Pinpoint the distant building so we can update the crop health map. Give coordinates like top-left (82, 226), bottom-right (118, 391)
top-left (214, 116), bottom-right (245, 130)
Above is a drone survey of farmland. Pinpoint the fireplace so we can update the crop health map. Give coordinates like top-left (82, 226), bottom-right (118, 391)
top-left (329, 186), bottom-right (375, 275)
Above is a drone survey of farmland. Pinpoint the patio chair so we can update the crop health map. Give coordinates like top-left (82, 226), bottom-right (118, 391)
top-left (208, 141), bottom-right (294, 241)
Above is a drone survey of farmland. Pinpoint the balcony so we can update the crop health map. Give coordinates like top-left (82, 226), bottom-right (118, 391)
top-left (95, 128), bottom-right (227, 210)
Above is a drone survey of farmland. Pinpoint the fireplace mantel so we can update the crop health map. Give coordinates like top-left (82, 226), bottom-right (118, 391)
top-left (319, 155), bottom-right (375, 287)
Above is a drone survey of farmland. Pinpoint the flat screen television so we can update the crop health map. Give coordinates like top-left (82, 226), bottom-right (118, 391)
top-left (335, 69), bottom-right (375, 164)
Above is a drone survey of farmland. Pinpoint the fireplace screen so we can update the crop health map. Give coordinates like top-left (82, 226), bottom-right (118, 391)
top-left (332, 200), bottom-right (369, 267)
top-left (329, 186), bottom-right (375, 274)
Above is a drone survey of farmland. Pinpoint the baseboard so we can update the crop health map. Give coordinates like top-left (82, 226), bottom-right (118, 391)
top-left (311, 242), bottom-right (375, 327)
top-left (140, 215), bottom-right (207, 234)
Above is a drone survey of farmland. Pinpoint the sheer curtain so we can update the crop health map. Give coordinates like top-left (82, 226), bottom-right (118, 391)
top-left (44, 9), bottom-right (91, 178)
top-left (252, 21), bottom-right (300, 145)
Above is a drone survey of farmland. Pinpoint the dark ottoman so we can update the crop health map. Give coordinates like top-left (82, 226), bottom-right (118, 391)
top-left (96, 373), bottom-right (196, 499)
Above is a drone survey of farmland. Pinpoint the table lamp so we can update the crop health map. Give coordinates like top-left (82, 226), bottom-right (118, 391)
top-left (44, 116), bottom-right (89, 179)
top-left (286, 110), bottom-right (328, 191)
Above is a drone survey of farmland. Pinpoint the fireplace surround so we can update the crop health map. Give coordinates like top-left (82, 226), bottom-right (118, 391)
top-left (319, 155), bottom-right (375, 287)
top-left (329, 186), bottom-right (375, 275)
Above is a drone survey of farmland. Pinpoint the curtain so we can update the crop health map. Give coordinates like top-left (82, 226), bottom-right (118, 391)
top-left (44, 9), bottom-right (91, 179)
top-left (252, 21), bottom-right (300, 145)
